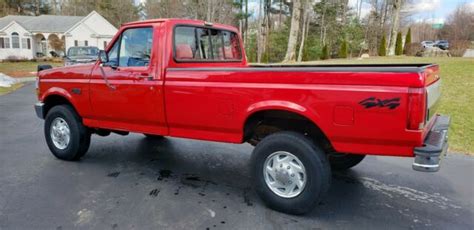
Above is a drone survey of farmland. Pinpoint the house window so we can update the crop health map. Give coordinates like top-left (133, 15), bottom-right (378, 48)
top-left (11, 32), bottom-right (20, 48)
top-left (85, 40), bottom-right (88, 46)
top-left (74, 40), bottom-right (78, 46)
top-left (0, 37), bottom-right (4, 48)
top-left (22, 38), bottom-right (31, 49)
top-left (3, 37), bottom-right (10, 48)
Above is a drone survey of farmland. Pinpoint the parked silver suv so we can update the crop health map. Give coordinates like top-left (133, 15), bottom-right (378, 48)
top-left (64, 46), bottom-right (99, 66)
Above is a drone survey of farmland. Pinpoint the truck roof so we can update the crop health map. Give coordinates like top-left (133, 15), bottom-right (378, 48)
top-left (122, 18), bottom-right (239, 32)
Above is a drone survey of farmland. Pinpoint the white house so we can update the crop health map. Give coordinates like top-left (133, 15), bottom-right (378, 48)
top-left (0, 11), bottom-right (117, 60)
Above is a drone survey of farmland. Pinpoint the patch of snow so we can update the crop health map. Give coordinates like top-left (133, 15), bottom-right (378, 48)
top-left (0, 73), bottom-right (17, 87)
top-left (463, 49), bottom-right (474, 58)
top-left (206, 208), bottom-right (216, 218)
top-left (75, 208), bottom-right (94, 226)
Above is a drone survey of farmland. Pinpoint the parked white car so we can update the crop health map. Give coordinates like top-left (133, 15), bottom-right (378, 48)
top-left (421, 41), bottom-right (435, 49)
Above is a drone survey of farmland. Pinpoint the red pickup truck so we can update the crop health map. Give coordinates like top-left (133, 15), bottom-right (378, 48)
top-left (34, 19), bottom-right (450, 214)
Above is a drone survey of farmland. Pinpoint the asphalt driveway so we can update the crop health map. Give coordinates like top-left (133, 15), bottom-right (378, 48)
top-left (1, 83), bottom-right (473, 230)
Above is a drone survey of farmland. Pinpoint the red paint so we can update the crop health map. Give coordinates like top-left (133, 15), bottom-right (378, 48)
top-left (37, 19), bottom-right (442, 157)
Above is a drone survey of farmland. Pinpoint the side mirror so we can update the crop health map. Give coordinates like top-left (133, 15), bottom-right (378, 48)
top-left (98, 50), bottom-right (108, 63)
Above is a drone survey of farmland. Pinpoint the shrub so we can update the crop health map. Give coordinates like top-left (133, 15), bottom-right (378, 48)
top-left (404, 43), bottom-right (423, 56)
top-left (378, 34), bottom-right (387, 56)
top-left (338, 40), bottom-right (348, 58)
top-left (395, 32), bottom-right (403, 55)
top-left (4, 56), bottom-right (29, 62)
top-left (302, 36), bottom-right (323, 61)
top-left (403, 28), bottom-right (411, 54)
top-left (449, 40), bottom-right (470, 57)
top-left (321, 44), bottom-right (330, 60)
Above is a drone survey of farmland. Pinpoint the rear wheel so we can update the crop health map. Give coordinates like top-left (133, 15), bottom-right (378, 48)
top-left (251, 131), bottom-right (331, 215)
top-left (328, 153), bottom-right (365, 170)
top-left (44, 105), bottom-right (90, 161)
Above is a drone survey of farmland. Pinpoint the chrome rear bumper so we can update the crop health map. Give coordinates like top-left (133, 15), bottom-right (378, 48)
top-left (413, 115), bottom-right (450, 172)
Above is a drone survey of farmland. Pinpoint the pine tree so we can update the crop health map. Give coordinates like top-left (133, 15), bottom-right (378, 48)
top-left (395, 32), bottom-right (403, 55)
top-left (403, 28), bottom-right (412, 54)
top-left (321, 44), bottom-right (329, 60)
top-left (338, 40), bottom-right (348, 58)
top-left (378, 34), bottom-right (387, 56)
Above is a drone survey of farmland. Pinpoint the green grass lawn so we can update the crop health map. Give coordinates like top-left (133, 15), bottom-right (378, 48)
top-left (0, 61), bottom-right (63, 78)
top-left (0, 83), bottom-right (24, 96)
top-left (304, 57), bottom-right (474, 154)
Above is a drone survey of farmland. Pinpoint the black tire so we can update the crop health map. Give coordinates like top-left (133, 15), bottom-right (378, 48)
top-left (44, 105), bottom-right (91, 161)
top-left (143, 134), bottom-right (164, 139)
top-left (328, 153), bottom-right (365, 170)
top-left (251, 131), bottom-right (331, 215)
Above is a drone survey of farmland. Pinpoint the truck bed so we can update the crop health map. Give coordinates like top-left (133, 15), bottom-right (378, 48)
top-left (248, 63), bottom-right (435, 73)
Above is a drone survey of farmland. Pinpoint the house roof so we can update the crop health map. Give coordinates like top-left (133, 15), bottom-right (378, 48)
top-left (0, 14), bottom-right (85, 33)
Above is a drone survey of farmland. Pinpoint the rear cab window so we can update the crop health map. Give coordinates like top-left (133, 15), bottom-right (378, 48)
top-left (174, 25), bottom-right (242, 62)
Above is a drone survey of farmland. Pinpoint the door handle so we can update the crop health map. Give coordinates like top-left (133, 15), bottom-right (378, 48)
top-left (135, 73), bottom-right (154, 81)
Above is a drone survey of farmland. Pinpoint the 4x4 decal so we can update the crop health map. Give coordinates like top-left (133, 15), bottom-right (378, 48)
top-left (359, 97), bottom-right (400, 110)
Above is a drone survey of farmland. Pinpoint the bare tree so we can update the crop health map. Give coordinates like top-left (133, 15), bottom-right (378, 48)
top-left (388, 0), bottom-right (402, 56)
top-left (283, 0), bottom-right (303, 62)
top-left (297, 1), bottom-right (311, 62)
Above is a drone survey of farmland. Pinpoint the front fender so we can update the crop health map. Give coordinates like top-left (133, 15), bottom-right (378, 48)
top-left (41, 87), bottom-right (76, 105)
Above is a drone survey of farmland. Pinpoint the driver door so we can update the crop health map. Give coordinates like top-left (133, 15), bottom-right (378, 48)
top-left (89, 26), bottom-right (166, 133)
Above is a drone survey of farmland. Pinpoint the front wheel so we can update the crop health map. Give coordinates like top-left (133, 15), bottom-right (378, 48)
top-left (44, 105), bottom-right (91, 161)
top-left (251, 131), bottom-right (331, 215)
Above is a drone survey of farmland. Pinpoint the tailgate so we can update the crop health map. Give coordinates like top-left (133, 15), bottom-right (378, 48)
top-left (424, 65), bottom-right (441, 124)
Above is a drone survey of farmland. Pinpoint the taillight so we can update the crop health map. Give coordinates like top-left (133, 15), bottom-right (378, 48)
top-left (407, 88), bottom-right (427, 130)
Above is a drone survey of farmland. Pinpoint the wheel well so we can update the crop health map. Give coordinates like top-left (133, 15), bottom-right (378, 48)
top-left (43, 95), bottom-right (75, 117)
top-left (243, 110), bottom-right (333, 151)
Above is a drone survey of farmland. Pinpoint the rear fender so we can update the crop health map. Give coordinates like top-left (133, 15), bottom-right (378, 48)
top-left (243, 100), bottom-right (325, 134)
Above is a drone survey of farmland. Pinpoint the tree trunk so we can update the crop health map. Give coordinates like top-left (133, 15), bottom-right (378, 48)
top-left (388, 0), bottom-right (402, 56)
top-left (207, 0), bottom-right (212, 21)
top-left (320, 1), bottom-right (326, 44)
top-left (279, 0), bottom-right (283, 28)
top-left (297, 6), bottom-right (310, 62)
top-left (283, 0), bottom-right (302, 62)
top-left (245, 0), bottom-right (248, 45)
top-left (257, 0), bottom-right (263, 62)
top-left (35, 0), bottom-right (40, 15)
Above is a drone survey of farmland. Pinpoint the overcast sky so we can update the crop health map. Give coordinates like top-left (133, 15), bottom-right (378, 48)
top-left (136, 0), bottom-right (474, 24)
top-left (246, 0), bottom-right (474, 24)
top-left (351, 0), bottom-right (474, 24)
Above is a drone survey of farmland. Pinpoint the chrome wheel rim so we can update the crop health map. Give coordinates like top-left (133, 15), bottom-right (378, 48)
top-left (50, 117), bottom-right (70, 150)
top-left (263, 151), bottom-right (307, 198)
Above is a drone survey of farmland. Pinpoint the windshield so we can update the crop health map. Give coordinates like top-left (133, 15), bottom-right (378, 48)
top-left (68, 47), bottom-right (99, 57)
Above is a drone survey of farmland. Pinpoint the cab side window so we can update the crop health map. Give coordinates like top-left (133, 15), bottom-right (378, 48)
top-left (174, 26), bottom-right (242, 62)
top-left (107, 37), bottom-right (120, 66)
top-left (107, 27), bottom-right (153, 67)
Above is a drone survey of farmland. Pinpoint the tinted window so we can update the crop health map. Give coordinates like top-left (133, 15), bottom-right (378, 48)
top-left (174, 26), bottom-right (241, 61)
top-left (68, 47), bottom-right (99, 57)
